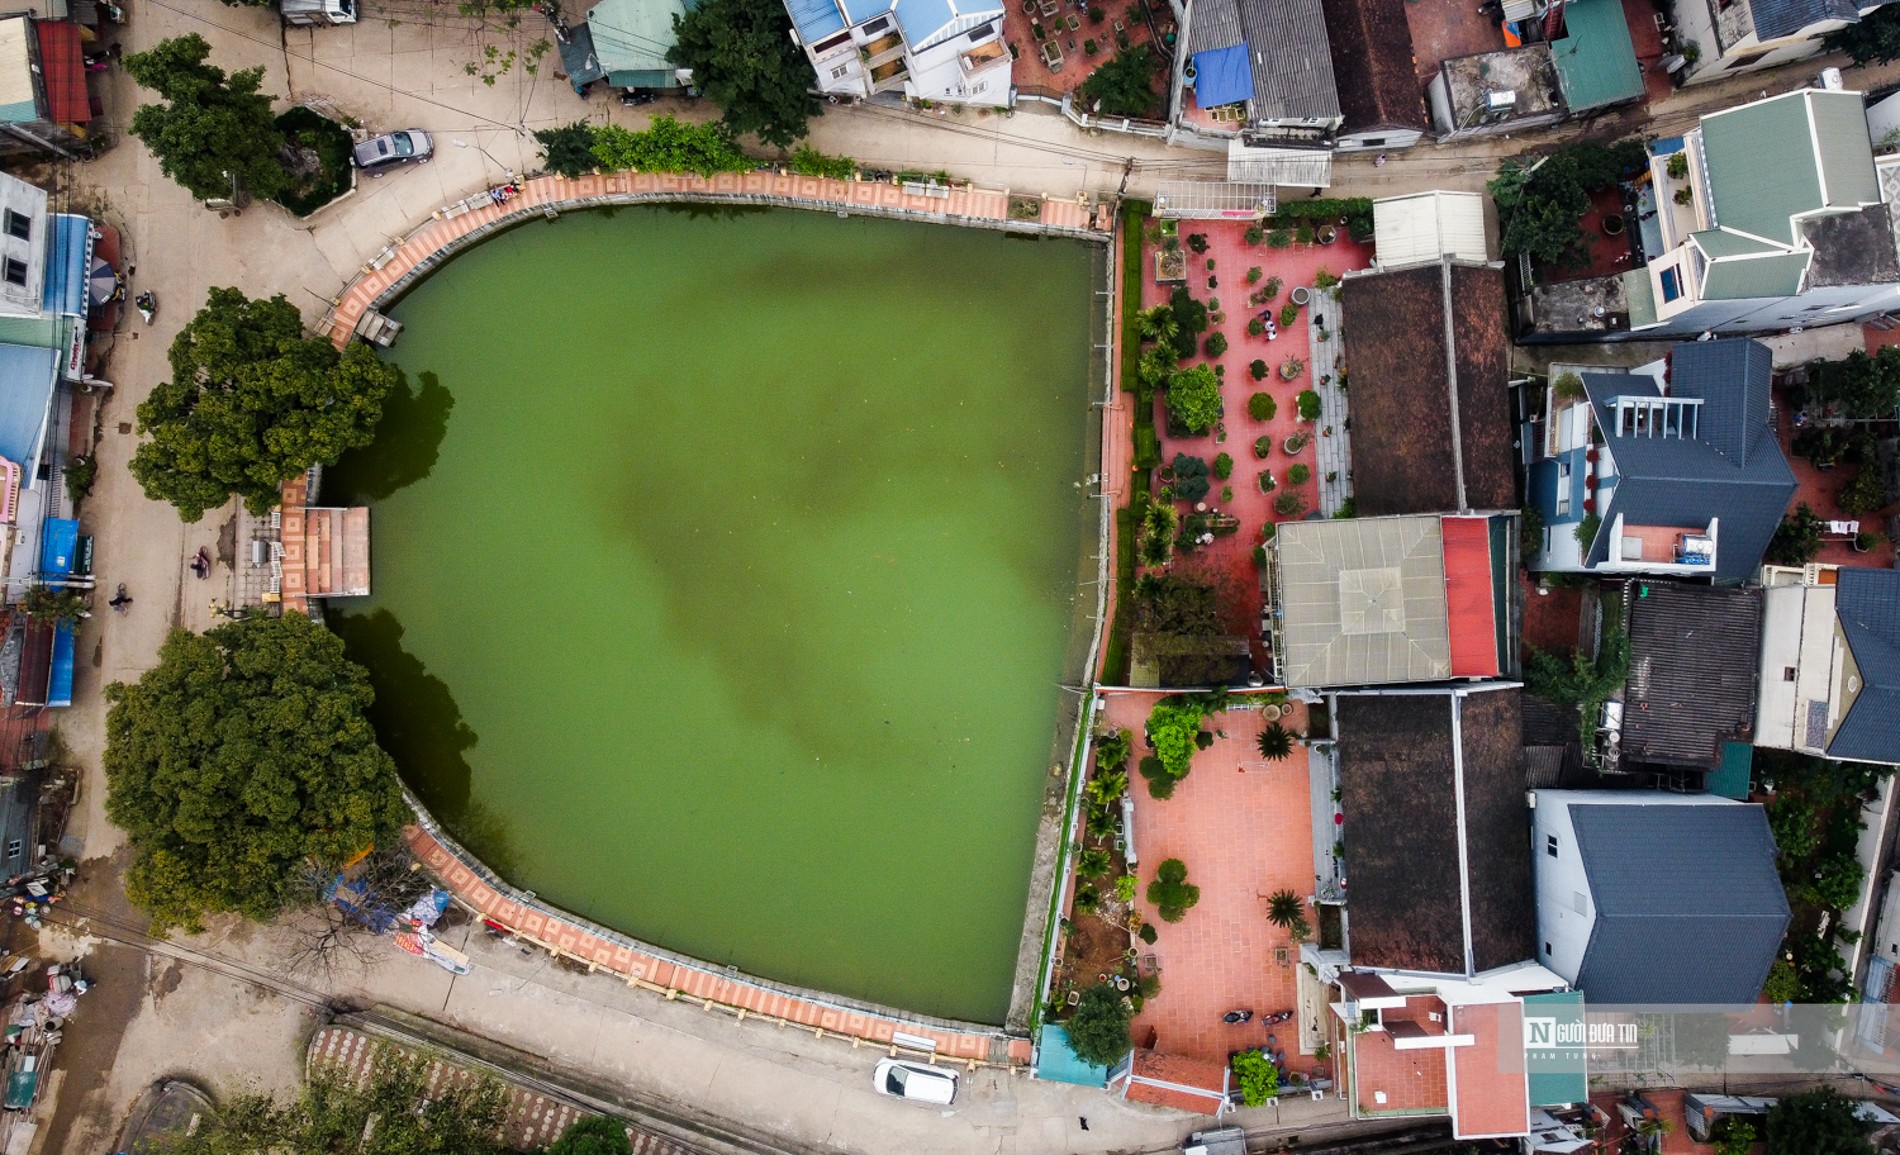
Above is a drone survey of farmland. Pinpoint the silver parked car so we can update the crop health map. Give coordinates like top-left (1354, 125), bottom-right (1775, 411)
top-left (352, 130), bottom-right (433, 176)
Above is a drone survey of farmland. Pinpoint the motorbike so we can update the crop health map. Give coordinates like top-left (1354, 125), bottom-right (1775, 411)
top-left (190, 547), bottom-right (210, 579)
top-left (1262, 1010), bottom-right (1294, 1026)
top-left (1222, 1009), bottom-right (1254, 1024)
top-left (619, 88), bottom-right (656, 107)
top-left (135, 290), bottom-right (156, 326)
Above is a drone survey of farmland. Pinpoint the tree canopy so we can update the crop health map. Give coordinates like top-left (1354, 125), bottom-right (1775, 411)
top-left (1165, 364), bottom-right (1222, 434)
top-left (1815, 347), bottom-right (1900, 420)
top-left (1081, 47), bottom-right (1160, 118)
top-left (1765, 1087), bottom-right (1875, 1155)
top-left (1826, 4), bottom-right (1900, 65)
top-left (543, 1116), bottom-right (634, 1155)
top-left (104, 613), bottom-right (410, 933)
top-left (155, 1046), bottom-right (511, 1155)
top-left (1063, 983), bottom-right (1133, 1067)
top-left (1489, 140), bottom-right (1646, 266)
top-left (126, 34), bottom-right (292, 201)
top-left (669, 0), bottom-right (818, 148)
top-left (130, 288), bottom-right (399, 521)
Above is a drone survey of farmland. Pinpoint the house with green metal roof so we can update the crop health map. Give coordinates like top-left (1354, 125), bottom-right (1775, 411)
top-left (582, 0), bottom-right (688, 90)
top-left (1528, 88), bottom-right (1900, 342)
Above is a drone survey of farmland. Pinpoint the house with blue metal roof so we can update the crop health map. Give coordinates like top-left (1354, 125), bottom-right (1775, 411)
top-left (1757, 565), bottom-right (1900, 766)
top-left (786, 0), bottom-right (1011, 106)
top-left (1667, 0), bottom-right (1888, 85)
top-left (1527, 338), bottom-right (1796, 583)
top-left (1531, 791), bottom-right (1789, 1004)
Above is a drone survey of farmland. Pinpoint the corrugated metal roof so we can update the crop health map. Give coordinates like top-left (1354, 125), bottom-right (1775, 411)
top-left (1184, 0), bottom-right (1241, 54)
top-left (1701, 90), bottom-right (1880, 247)
top-left (1443, 515), bottom-right (1500, 677)
top-left (42, 214), bottom-right (88, 318)
top-left (585, 0), bottom-right (687, 76)
top-left (0, 19), bottom-right (33, 124)
top-left (785, 0), bottom-right (847, 43)
top-left (1620, 268), bottom-right (1656, 329)
top-left (1225, 141), bottom-right (1331, 186)
top-left (0, 342), bottom-right (57, 476)
top-left (1373, 191), bottom-right (1489, 268)
top-left (1700, 251), bottom-right (1811, 300)
top-left (1829, 568), bottom-right (1900, 764)
top-left (1547, 0), bottom-right (1642, 113)
top-left (1272, 515), bottom-right (1452, 687)
top-left (33, 21), bottom-right (88, 126)
top-left (1567, 800), bottom-right (1789, 1004)
top-left (1751, 0), bottom-right (1857, 42)
top-left (1242, 0), bottom-right (1338, 120)
top-left (1690, 228), bottom-right (1779, 259)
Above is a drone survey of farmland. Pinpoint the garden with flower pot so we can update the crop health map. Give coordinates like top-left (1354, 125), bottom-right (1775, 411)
top-left (1122, 208), bottom-right (1374, 685)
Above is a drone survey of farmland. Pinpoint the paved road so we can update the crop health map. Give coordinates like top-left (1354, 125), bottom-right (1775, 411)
top-left (39, 2), bottom-right (1900, 1151)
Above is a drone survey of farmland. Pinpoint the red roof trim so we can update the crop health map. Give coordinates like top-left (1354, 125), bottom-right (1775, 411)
top-left (1442, 516), bottom-right (1499, 678)
top-left (34, 21), bottom-right (90, 126)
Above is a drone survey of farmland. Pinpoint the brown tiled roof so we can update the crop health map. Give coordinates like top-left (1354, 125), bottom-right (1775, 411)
top-left (1449, 1002), bottom-right (1529, 1138)
top-left (1125, 1050), bottom-right (1228, 1114)
top-left (1319, 0), bottom-right (1428, 132)
top-left (1341, 262), bottom-right (1516, 516)
top-left (1336, 688), bottom-right (1534, 975)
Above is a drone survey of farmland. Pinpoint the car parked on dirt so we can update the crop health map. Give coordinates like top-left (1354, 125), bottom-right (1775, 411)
top-left (871, 1058), bottom-right (957, 1105)
top-left (352, 130), bottom-right (432, 176)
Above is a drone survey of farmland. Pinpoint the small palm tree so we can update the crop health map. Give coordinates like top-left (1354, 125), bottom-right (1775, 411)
top-left (1256, 723), bottom-right (1295, 761)
top-left (1265, 889), bottom-right (1305, 930)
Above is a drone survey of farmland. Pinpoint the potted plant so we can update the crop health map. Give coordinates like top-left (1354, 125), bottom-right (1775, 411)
top-left (1316, 224), bottom-right (1336, 245)
top-left (1290, 285), bottom-right (1311, 307)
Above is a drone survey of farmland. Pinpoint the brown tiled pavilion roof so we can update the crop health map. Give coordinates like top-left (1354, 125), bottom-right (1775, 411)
top-left (1320, 0), bottom-right (1428, 132)
top-left (1341, 261), bottom-right (1516, 515)
top-left (1336, 688), bottom-right (1534, 975)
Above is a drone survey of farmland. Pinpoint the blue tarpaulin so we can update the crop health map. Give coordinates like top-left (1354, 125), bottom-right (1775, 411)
top-left (46, 623), bottom-right (72, 708)
top-left (39, 518), bottom-right (77, 576)
top-left (1191, 44), bottom-right (1253, 108)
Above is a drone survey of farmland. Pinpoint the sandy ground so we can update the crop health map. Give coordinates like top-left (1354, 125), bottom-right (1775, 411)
top-left (36, 0), bottom-right (1900, 1149)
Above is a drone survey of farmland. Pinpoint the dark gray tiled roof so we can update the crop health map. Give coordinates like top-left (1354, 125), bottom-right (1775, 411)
top-left (1186, 0), bottom-right (1339, 120)
top-left (1829, 569), bottom-right (1900, 764)
top-left (1568, 802), bottom-right (1789, 1004)
top-left (1581, 340), bottom-right (1796, 583)
top-left (1244, 0), bottom-right (1340, 120)
top-left (1752, 0), bottom-right (1858, 41)
top-left (1623, 581), bottom-right (1763, 769)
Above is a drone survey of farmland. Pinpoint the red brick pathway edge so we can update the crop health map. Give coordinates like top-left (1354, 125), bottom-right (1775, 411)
top-left (320, 169), bottom-right (1112, 349)
top-left (402, 813), bottom-right (1032, 1070)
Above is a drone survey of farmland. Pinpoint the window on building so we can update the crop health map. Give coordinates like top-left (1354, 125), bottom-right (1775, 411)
top-left (4, 840), bottom-right (20, 860)
top-left (1659, 266), bottom-right (1683, 303)
top-left (831, 64), bottom-right (850, 79)
top-left (966, 20), bottom-right (994, 41)
top-left (1544, 941), bottom-right (1553, 956)
top-left (1785, 667), bottom-right (1798, 681)
top-left (2, 211), bottom-right (28, 242)
top-left (1360, 137), bottom-right (1386, 147)
top-left (1554, 460), bottom-right (1573, 516)
top-left (3, 259), bottom-right (26, 288)
top-left (971, 81), bottom-right (986, 93)
top-left (1572, 891), bottom-right (1588, 915)
top-left (813, 31), bottom-right (852, 54)
top-left (1546, 833), bottom-right (1559, 857)
top-left (860, 16), bottom-right (889, 34)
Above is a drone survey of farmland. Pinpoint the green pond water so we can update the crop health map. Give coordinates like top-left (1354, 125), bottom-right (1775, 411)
top-left (323, 206), bottom-right (1098, 1023)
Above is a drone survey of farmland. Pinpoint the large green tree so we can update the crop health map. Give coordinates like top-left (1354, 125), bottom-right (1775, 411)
top-left (1081, 47), bottom-right (1160, 118)
top-left (1063, 983), bottom-right (1133, 1067)
top-left (1816, 347), bottom-right (1900, 420)
top-left (154, 1046), bottom-right (510, 1155)
top-left (1765, 1087), bottom-right (1875, 1155)
top-left (130, 288), bottom-right (399, 521)
top-left (104, 614), bottom-right (410, 934)
top-left (1826, 4), bottom-right (1900, 65)
top-left (669, 0), bottom-right (817, 148)
top-left (125, 34), bottom-right (292, 201)
top-left (543, 1116), bottom-right (635, 1155)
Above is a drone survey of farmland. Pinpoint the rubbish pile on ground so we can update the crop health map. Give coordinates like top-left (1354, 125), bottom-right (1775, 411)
top-left (4, 859), bottom-right (75, 931)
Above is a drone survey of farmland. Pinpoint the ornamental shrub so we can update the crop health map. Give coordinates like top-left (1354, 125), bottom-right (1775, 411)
top-left (1146, 857), bottom-right (1200, 922)
top-left (1232, 1048), bottom-right (1279, 1107)
top-left (1165, 364), bottom-right (1222, 433)
top-left (1065, 984), bottom-right (1133, 1066)
top-left (1296, 390), bottom-right (1322, 421)
top-left (1275, 490), bottom-right (1307, 517)
top-left (1204, 332), bottom-right (1228, 358)
top-left (1279, 301), bottom-right (1300, 328)
top-left (1248, 392), bottom-right (1276, 421)
top-left (1287, 463), bottom-right (1310, 486)
top-left (1253, 436), bottom-right (1272, 459)
top-left (1249, 359), bottom-right (1268, 381)
top-left (1213, 452), bottom-right (1233, 480)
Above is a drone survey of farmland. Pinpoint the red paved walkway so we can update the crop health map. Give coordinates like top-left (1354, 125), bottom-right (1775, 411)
top-left (406, 826), bottom-right (1028, 1065)
top-left (1139, 220), bottom-right (1375, 659)
top-left (327, 171), bottom-right (1098, 348)
top-left (1098, 692), bottom-right (1319, 1070)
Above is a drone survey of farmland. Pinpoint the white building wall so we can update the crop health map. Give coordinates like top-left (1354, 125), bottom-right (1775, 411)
top-left (1756, 583), bottom-right (1841, 753)
top-left (0, 171), bottom-right (47, 320)
top-left (1530, 795), bottom-right (1594, 985)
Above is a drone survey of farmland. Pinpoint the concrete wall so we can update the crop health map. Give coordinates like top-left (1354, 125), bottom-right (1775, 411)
top-left (1530, 795), bottom-right (1594, 984)
top-left (0, 171), bottom-right (47, 319)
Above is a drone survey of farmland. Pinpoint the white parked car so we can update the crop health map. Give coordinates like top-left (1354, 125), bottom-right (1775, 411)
top-left (872, 1058), bottom-right (958, 1105)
